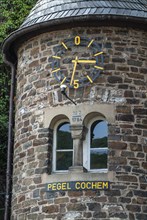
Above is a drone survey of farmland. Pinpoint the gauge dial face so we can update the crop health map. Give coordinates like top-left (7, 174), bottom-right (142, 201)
top-left (51, 36), bottom-right (104, 89)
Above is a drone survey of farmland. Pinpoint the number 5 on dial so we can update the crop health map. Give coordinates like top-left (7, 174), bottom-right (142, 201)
top-left (74, 80), bottom-right (79, 89)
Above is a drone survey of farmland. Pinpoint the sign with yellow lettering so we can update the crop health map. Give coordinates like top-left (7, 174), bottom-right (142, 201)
top-left (47, 181), bottom-right (110, 192)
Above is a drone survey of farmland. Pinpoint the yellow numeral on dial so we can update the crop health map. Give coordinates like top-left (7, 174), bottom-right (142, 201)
top-left (75, 36), bottom-right (80, 45)
top-left (74, 80), bottom-right (79, 89)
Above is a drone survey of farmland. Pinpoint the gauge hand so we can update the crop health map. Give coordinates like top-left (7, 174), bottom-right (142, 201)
top-left (72, 59), bottom-right (96, 64)
top-left (70, 56), bottom-right (78, 86)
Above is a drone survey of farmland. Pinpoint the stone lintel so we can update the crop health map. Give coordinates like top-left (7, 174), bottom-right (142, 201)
top-left (70, 124), bottom-right (84, 140)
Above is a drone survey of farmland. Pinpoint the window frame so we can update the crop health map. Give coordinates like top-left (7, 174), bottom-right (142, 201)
top-left (83, 116), bottom-right (108, 173)
top-left (52, 119), bottom-right (73, 173)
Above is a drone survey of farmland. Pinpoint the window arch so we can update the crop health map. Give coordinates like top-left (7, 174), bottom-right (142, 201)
top-left (83, 116), bottom-right (108, 172)
top-left (53, 120), bottom-right (73, 172)
top-left (90, 120), bottom-right (108, 170)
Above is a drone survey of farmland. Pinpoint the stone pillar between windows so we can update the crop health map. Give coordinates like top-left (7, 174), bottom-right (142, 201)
top-left (69, 125), bottom-right (86, 172)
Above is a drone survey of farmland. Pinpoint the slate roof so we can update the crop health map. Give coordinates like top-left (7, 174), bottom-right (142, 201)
top-left (2, 0), bottom-right (147, 63)
top-left (21, 0), bottom-right (147, 29)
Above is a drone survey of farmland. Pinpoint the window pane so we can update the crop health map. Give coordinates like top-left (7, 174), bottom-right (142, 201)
top-left (57, 122), bottom-right (73, 149)
top-left (56, 151), bottom-right (73, 170)
top-left (90, 149), bottom-right (108, 169)
top-left (91, 121), bottom-right (108, 148)
top-left (90, 120), bottom-right (108, 170)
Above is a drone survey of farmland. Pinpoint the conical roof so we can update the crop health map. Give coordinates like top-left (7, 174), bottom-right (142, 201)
top-left (3, 0), bottom-right (147, 63)
top-left (21, 0), bottom-right (147, 29)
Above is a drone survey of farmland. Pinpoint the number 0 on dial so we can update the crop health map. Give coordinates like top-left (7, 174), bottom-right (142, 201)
top-left (51, 36), bottom-right (104, 89)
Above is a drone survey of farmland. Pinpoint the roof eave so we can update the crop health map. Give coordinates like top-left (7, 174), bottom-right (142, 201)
top-left (2, 14), bottom-right (147, 64)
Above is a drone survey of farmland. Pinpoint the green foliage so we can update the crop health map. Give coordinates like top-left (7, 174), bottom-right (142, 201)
top-left (0, 0), bottom-right (37, 42)
top-left (92, 136), bottom-right (108, 148)
top-left (90, 153), bottom-right (107, 169)
top-left (57, 131), bottom-right (73, 149)
top-left (0, 68), bottom-right (10, 171)
top-left (90, 137), bottom-right (108, 169)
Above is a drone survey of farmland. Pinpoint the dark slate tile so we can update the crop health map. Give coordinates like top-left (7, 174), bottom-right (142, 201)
top-left (41, 15), bottom-right (49, 22)
top-left (109, 8), bottom-right (120, 15)
top-left (136, 10), bottom-right (145, 17)
top-left (61, 11), bottom-right (71, 18)
top-left (120, 1), bottom-right (130, 9)
top-left (68, 2), bottom-right (79, 9)
top-left (62, 3), bottom-right (72, 10)
top-left (46, 14), bottom-right (53, 21)
top-left (54, 11), bottom-right (65, 19)
top-left (70, 9), bottom-right (80, 17)
top-left (102, 8), bottom-right (111, 14)
top-left (95, 8), bottom-right (105, 14)
top-left (77, 8), bottom-right (88, 16)
top-left (109, 1), bottom-right (119, 8)
top-left (50, 12), bottom-right (60, 20)
top-left (63, 10), bottom-right (74, 18)
top-left (89, 8), bottom-right (97, 15)
top-left (117, 1), bottom-right (126, 9)
top-left (131, 10), bottom-right (140, 16)
top-left (123, 9), bottom-right (131, 16)
top-left (20, 0), bottom-right (147, 29)
top-left (95, 1), bottom-right (108, 7)
top-left (82, 8), bottom-right (92, 15)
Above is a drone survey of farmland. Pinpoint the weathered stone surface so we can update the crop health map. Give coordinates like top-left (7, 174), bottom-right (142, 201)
top-left (134, 190), bottom-right (147, 197)
top-left (33, 138), bottom-right (48, 146)
top-left (123, 135), bottom-right (138, 143)
top-left (109, 142), bottom-right (127, 150)
top-left (116, 175), bottom-right (138, 182)
top-left (93, 211), bottom-right (107, 218)
top-left (126, 204), bottom-right (141, 212)
top-left (42, 205), bottom-right (59, 213)
top-left (22, 199), bottom-right (37, 208)
top-left (119, 197), bottom-right (131, 204)
top-left (136, 213), bottom-right (147, 220)
top-left (108, 76), bottom-right (123, 83)
top-left (27, 214), bottom-right (39, 219)
top-left (67, 203), bottom-right (87, 211)
top-left (109, 212), bottom-right (128, 219)
top-left (142, 162), bottom-right (147, 170)
top-left (62, 211), bottom-right (81, 220)
top-left (87, 203), bottom-right (101, 211)
top-left (116, 106), bottom-right (131, 113)
top-left (33, 189), bottom-right (40, 198)
top-left (54, 197), bottom-right (69, 204)
top-left (116, 114), bottom-right (134, 122)
top-left (11, 26), bottom-right (147, 220)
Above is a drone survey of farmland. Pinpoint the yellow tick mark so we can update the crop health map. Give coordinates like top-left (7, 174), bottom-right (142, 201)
top-left (94, 52), bottom-right (103, 56)
top-left (60, 77), bottom-right (67, 85)
top-left (94, 66), bottom-right (104, 70)
top-left (87, 39), bottom-right (94, 48)
top-left (51, 68), bottom-right (61, 73)
top-left (62, 42), bottom-right (68, 50)
top-left (52, 56), bottom-right (61, 59)
top-left (87, 75), bottom-right (93, 83)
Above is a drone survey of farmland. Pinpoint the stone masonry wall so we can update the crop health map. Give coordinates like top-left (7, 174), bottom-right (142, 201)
top-left (12, 27), bottom-right (147, 220)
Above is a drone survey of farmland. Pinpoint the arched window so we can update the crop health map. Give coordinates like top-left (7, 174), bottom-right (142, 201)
top-left (84, 118), bottom-right (108, 172)
top-left (53, 121), bottom-right (73, 172)
top-left (90, 120), bottom-right (108, 170)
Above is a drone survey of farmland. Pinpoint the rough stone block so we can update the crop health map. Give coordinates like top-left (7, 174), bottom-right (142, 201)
top-left (42, 205), bottom-right (59, 213)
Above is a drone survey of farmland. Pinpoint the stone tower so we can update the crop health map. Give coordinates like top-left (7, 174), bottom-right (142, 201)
top-left (2, 0), bottom-right (147, 220)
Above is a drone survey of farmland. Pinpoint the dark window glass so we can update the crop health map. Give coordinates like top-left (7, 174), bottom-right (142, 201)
top-left (56, 152), bottom-right (73, 170)
top-left (56, 122), bottom-right (73, 170)
top-left (90, 120), bottom-right (108, 169)
top-left (57, 123), bottom-right (73, 150)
